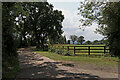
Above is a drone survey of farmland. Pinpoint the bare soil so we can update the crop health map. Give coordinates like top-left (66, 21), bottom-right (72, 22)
top-left (15, 48), bottom-right (119, 80)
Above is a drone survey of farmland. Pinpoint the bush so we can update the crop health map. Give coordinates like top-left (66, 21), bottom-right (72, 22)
top-left (55, 49), bottom-right (64, 55)
top-left (49, 47), bottom-right (72, 56)
top-left (49, 47), bottom-right (56, 53)
top-left (64, 51), bottom-right (72, 56)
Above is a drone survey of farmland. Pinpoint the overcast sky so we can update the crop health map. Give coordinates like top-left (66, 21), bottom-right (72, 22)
top-left (48, 0), bottom-right (104, 41)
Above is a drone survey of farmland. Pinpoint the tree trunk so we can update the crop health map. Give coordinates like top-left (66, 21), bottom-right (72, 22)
top-left (40, 37), bottom-right (46, 50)
top-left (80, 41), bottom-right (82, 45)
top-left (36, 37), bottom-right (40, 48)
top-left (41, 40), bottom-right (44, 50)
top-left (34, 29), bottom-right (40, 48)
top-left (20, 36), bottom-right (22, 48)
top-left (23, 32), bottom-right (27, 47)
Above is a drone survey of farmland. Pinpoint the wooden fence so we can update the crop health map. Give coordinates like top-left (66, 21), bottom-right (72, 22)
top-left (53, 45), bottom-right (110, 55)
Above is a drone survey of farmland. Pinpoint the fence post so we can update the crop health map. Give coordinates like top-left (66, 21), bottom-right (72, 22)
top-left (104, 46), bottom-right (106, 54)
top-left (58, 46), bottom-right (60, 49)
top-left (62, 46), bottom-right (64, 51)
top-left (67, 46), bottom-right (69, 51)
top-left (88, 46), bottom-right (90, 55)
top-left (74, 46), bottom-right (75, 55)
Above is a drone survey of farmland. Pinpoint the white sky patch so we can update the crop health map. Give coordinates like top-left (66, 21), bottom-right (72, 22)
top-left (48, 0), bottom-right (83, 2)
top-left (50, 2), bottom-right (104, 41)
top-left (48, 0), bottom-right (120, 2)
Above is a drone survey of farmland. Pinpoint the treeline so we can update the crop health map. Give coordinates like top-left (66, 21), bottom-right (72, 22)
top-left (85, 39), bottom-right (108, 45)
top-left (70, 35), bottom-right (85, 44)
top-left (2, 2), bottom-right (64, 78)
top-left (69, 35), bottom-right (107, 45)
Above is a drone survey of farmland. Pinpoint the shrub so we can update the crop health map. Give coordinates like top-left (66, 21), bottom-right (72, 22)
top-left (49, 47), bottom-right (56, 53)
top-left (64, 51), bottom-right (72, 56)
top-left (49, 47), bottom-right (72, 56)
top-left (55, 49), bottom-right (64, 55)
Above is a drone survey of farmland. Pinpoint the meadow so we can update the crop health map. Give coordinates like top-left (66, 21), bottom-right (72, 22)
top-left (33, 51), bottom-right (118, 67)
top-left (31, 44), bottom-right (118, 67)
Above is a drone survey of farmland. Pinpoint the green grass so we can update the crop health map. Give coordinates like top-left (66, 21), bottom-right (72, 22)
top-left (33, 50), bottom-right (118, 67)
top-left (31, 44), bottom-right (118, 67)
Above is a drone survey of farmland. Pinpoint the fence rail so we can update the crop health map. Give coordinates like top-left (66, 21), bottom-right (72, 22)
top-left (52, 45), bottom-right (110, 55)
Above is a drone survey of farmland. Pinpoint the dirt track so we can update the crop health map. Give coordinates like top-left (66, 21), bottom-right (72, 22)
top-left (16, 48), bottom-right (118, 80)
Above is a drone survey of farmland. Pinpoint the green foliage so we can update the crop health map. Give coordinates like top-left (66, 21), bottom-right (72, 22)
top-left (2, 56), bottom-right (19, 79)
top-left (2, 2), bottom-right (18, 57)
top-left (55, 48), bottom-right (64, 55)
top-left (85, 40), bottom-right (91, 45)
top-left (67, 40), bottom-right (70, 44)
top-left (2, 2), bottom-right (19, 79)
top-left (57, 35), bottom-right (67, 44)
top-left (77, 36), bottom-right (85, 44)
top-left (64, 50), bottom-right (72, 56)
top-left (22, 2), bottom-right (64, 48)
top-left (49, 47), bottom-right (56, 53)
top-left (70, 35), bottom-right (77, 44)
top-left (78, 1), bottom-right (103, 29)
top-left (10, 2), bottom-right (64, 48)
top-left (102, 2), bottom-right (120, 57)
top-left (2, 2), bottom-right (64, 79)
top-left (48, 46), bottom-right (72, 56)
top-left (78, 1), bottom-right (120, 57)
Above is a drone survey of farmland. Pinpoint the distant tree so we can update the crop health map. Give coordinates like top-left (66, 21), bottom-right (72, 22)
top-left (77, 36), bottom-right (85, 45)
top-left (63, 35), bottom-right (67, 44)
top-left (70, 35), bottom-right (77, 44)
top-left (101, 38), bottom-right (108, 45)
top-left (85, 40), bottom-right (91, 45)
top-left (67, 40), bottom-right (70, 44)
top-left (99, 39), bottom-right (104, 44)
top-left (58, 35), bottom-right (66, 44)
top-left (93, 40), bottom-right (99, 45)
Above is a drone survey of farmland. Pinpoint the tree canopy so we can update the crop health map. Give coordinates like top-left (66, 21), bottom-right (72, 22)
top-left (58, 35), bottom-right (67, 44)
top-left (78, 1), bottom-right (120, 57)
top-left (70, 35), bottom-right (77, 44)
top-left (85, 40), bottom-right (91, 45)
top-left (14, 2), bottom-right (64, 48)
top-left (77, 36), bottom-right (85, 44)
top-left (2, 2), bottom-right (64, 78)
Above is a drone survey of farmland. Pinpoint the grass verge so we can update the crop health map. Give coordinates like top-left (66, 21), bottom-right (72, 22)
top-left (33, 50), bottom-right (118, 67)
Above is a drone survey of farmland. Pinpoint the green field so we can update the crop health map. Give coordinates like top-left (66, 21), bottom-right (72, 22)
top-left (33, 51), bottom-right (118, 67)
top-left (31, 44), bottom-right (118, 67)
top-left (52, 44), bottom-right (110, 55)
